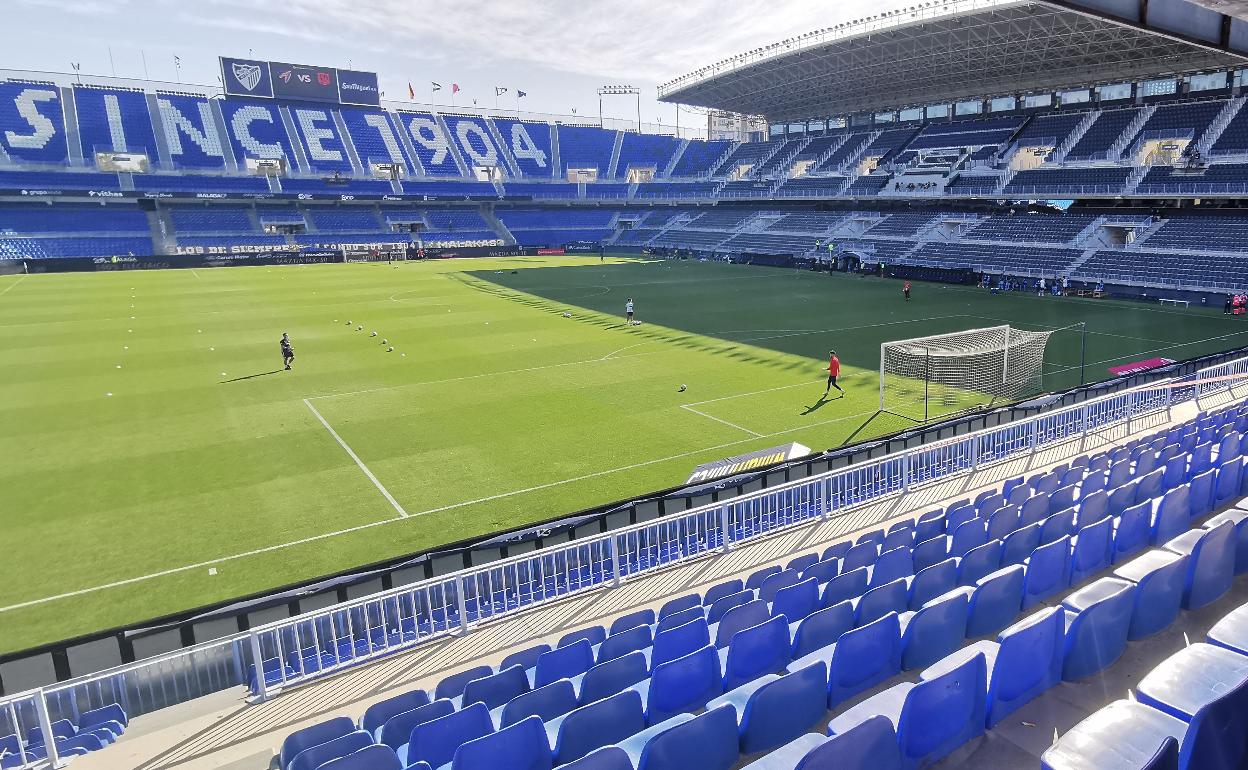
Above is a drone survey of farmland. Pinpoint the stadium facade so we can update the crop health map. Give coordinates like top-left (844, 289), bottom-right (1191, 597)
top-left (8, 1), bottom-right (1248, 767)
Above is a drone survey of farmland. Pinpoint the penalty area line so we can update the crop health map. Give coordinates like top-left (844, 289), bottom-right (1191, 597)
top-left (0, 274), bottom-right (29, 297)
top-left (680, 405), bottom-right (764, 437)
top-left (303, 398), bottom-right (409, 519)
top-left (0, 407), bottom-right (878, 614)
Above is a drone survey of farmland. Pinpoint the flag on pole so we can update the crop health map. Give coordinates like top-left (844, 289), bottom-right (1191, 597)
top-left (431, 82), bottom-right (442, 92)
top-left (452, 83), bottom-right (460, 94)
top-left (517, 90), bottom-right (527, 98)
top-left (408, 82), bottom-right (415, 99)
top-left (495, 86), bottom-right (508, 96)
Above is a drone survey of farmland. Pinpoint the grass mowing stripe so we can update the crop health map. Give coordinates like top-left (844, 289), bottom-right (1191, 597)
top-left (0, 405), bottom-right (879, 614)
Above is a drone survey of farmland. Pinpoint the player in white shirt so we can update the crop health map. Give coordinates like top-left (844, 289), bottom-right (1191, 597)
top-left (625, 298), bottom-right (635, 325)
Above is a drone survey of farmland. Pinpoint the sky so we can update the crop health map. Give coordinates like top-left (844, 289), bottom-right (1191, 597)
top-left (5, 0), bottom-right (917, 136)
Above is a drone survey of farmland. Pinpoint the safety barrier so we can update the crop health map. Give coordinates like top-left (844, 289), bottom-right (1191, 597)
top-left (6, 358), bottom-right (1245, 750)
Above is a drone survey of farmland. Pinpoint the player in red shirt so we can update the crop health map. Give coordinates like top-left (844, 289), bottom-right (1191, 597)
top-left (903, 281), bottom-right (912, 301)
top-left (825, 350), bottom-right (844, 397)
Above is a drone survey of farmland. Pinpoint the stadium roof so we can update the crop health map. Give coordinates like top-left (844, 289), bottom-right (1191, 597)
top-left (657, 0), bottom-right (1248, 123)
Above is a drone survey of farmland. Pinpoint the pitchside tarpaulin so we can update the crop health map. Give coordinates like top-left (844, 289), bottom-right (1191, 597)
top-left (687, 443), bottom-right (813, 485)
top-left (1109, 357), bottom-right (1176, 376)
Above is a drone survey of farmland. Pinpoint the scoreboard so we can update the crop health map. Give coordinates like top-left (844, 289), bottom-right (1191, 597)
top-left (220, 57), bottom-right (380, 106)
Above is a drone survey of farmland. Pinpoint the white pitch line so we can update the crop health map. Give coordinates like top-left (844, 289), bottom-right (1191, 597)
top-left (0, 406), bottom-right (879, 613)
top-left (680, 405), bottom-right (764, 437)
top-left (302, 398), bottom-right (409, 519)
top-left (0, 274), bottom-right (28, 297)
top-left (190, 269), bottom-right (201, 280)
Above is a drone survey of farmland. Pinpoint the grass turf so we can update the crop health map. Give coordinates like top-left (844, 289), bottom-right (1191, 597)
top-left (1, 255), bottom-right (1246, 655)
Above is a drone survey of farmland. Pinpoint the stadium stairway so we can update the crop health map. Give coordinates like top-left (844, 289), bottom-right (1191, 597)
top-left (63, 395), bottom-right (1248, 770)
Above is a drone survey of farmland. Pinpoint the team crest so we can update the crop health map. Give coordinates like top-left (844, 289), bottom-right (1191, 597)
top-left (232, 62), bottom-right (263, 92)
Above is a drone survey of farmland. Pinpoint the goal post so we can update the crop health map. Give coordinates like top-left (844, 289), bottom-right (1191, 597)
top-left (880, 325), bottom-right (1057, 422)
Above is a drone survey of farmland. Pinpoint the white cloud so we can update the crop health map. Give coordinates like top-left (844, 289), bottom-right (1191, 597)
top-left (183, 0), bottom-right (908, 84)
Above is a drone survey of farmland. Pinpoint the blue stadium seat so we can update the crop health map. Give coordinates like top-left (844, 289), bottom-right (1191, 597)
top-left (958, 541), bottom-right (1002, 587)
top-left (362, 690), bottom-right (431, 740)
top-left (656, 606), bottom-right (706, 635)
top-left (790, 601), bottom-right (854, 659)
top-left (871, 547), bottom-right (915, 588)
top-left (1023, 536), bottom-right (1073, 609)
top-left (828, 651), bottom-right (986, 769)
top-left (610, 610), bottom-right (656, 635)
top-left (721, 615), bottom-right (792, 690)
top-left (379, 699), bottom-right (454, 751)
top-left (316, 745), bottom-right (406, 770)
top-left (1042, 700), bottom-right (1186, 770)
top-left (760, 570), bottom-right (802, 603)
top-left (631, 644), bottom-right (724, 723)
top-left (1151, 486), bottom-right (1192, 546)
top-left (452, 716), bottom-right (551, 770)
top-left (435, 666), bottom-right (493, 701)
top-left (460, 664), bottom-right (529, 709)
top-left (967, 565), bottom-right (1025, 637)
top-left (498, 679), bottom-right (578, 728)
top-left (1060, 577), bottom-right (1137, 681)
top-left (560, 747), bottom-right (633, 770)
top-left (1078, 491), bottom-right (1110, 528)
top-left (1189, 470), bottom-right (1216, 518)
top-left (788, 611), bottom-right (902, 708)
top-left (652, 618), bottom-right (711, 668)
top-left (502, 644), bottom-right (551, 672)
top-left (986, 505), bottom-right (1019, 542)
top-left (535, 639), bottom-right (595, 687)
top-left (746, 566), bottom-right (783, 592)
top-left (1137, 643), bottom-right (1248, 770)
top-left (821, 543), bottom-right (851, 563)
top-left (912, 537), bottom-right (949, 572)
top-left (1204, 509), bottom-right (1248, 573)
top-left (915, 511), bottom-right (946, 543)
top-left (787, 553), bottom-right (820, 575)
top-left (560, 626), bottom-right (607, 649)
top-left (854, 578), bottom-right (908, 627)
top-left (281, 716), bottom-right (355, 769)
top-left (744, 715), bottom-right (902, 770)
top-left (1113, 501), bottom-right (1153, 563)
top-left (576, 650), bottom-right (650, 705)
top-left (924, 607), bottom-right (1064, 728)
top-left (618, 704), bottom-right (739, 770)
top-left (659, 594), bottom-right (701, 620)
top-left (821, 568), bottom-right (868, 609)
top-left (713, 600), bottom-right (769, 648)
top-left (842, 542), bottom-right (878, 572)
top-left (801, 558), bottom-right (840, 584)
top-left (1165, 521), bottom-right (1236, 609)
top-left (1000, 523), bottom-right (1042, 566)
top-left (1070, 516), bottom-right (1114, 584)
top-left (1113, 549), bottom-right (1189, 639)
top-left (900, 589), bottom-right (971, 670)
top-left (399, 701), bottom-right (493, 768)
top-left (772, 577), bottom-right (820, 623)
top-left (547, 690), bottom-right (645, 765)
top-left (908, 558), bottom-right (958, 610)
top-left (1215, 460), bottom-right (1242, 508)
top-left (707, 662), bottom-right (829, 754)
top-left (597, 625), bottom-right (653, 663)
top-left (708, 590), bottom-right (754, 624)
top-left (289, 730), bottom-right (373, 770)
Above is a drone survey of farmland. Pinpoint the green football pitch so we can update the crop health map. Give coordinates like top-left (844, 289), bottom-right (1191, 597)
top-left (2, 255), bottom-right (1247, 655)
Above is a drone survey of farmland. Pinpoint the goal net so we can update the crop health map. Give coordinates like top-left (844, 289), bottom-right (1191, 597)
top-left (880, 325), bottom-right (1056, 422)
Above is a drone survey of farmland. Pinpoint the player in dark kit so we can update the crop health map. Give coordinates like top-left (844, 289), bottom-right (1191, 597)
top-left (825, 350), bottom-right (844, 397)
top-left (903, 281), bottom-right (912, 301)
top-left (281, 333), bottom-right (295, 370)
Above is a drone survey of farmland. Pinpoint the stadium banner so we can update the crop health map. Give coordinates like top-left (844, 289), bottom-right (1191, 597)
top-left (218, 57), bottom-right (379, 106)
top-left (1108, 357), bottom-right (1176, 376)
top-left (220, 57), bottom-right (275, 98)
top-left (564, 241), bottom-right (601, 253)
top-left (20, 250), bottom-right (342, 273)
top-left (337, 68), bottom-right (382, 107)
top-left (270, 61), bottom-right (339, 103)
top-left (411, 246), bottom-right (539, 259)
top-left (686, 442), bottom-right (813, 485)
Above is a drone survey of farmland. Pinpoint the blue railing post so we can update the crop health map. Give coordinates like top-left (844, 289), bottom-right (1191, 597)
top-left (718, 504), bottom-right (732, 553)
top-left (608, 534), bottom-right (622, 587)
top-left (456, 577), bottom-right (471, 637)
top-left (247, 632), bottom-right (268, 702)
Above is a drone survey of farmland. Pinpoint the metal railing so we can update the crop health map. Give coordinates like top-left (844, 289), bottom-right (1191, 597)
top-left (4, 359), bottom-right (1246, 761)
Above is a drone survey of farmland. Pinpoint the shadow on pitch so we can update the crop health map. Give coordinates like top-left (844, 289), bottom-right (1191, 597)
top-left (800, 393), bottom-right (841, 415)
top-left (221, 370), bottom-right (284, 383)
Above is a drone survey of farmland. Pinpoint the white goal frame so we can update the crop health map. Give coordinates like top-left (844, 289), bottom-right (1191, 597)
top-left (879, 324), bottom-right (1055, 422)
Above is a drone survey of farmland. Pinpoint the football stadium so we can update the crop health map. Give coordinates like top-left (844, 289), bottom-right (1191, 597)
top-left (11, 0), bottom-right (1248, 767)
